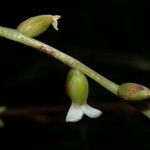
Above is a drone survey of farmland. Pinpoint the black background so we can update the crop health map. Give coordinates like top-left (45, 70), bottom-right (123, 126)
top-left (0, 0), bottom-right (150, 150)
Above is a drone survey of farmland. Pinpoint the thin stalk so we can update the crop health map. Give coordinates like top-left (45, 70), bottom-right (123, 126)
top-left (0, 26), bottom-right (119, 95)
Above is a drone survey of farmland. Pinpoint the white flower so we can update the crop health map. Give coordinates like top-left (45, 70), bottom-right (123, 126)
top-left (66, 103), bottom-right (102, 122)
top-left (66, 69), bottom-right (102, 122)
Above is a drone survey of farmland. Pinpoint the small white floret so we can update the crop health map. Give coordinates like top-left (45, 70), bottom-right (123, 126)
top-left (66, 103), bottom-right (102, 122)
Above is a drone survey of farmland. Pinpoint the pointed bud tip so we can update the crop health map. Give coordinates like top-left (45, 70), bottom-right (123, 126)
top-left (51, 15), bottom-right (61, 31)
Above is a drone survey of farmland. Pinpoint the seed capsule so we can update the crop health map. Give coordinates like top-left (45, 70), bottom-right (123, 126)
top-left (118, 83), bottom-right (150, 101)
top-left (17, 15), bottom-right (61, 37)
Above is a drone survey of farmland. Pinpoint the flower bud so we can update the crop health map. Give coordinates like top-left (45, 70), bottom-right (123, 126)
top-left (17, 15), bottom-right (61, 37)
top-left (118, 83), bottom-right (150, 101)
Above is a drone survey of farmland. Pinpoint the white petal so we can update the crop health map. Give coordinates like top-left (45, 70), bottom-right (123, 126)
top-left (82, 104), bottom-right (102, 118)
top-left (51, 15), bottom-right (61, 30)
top-left (66, 103), bottom-right (84, 122)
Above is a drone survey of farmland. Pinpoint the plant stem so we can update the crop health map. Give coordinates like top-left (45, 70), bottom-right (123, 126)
top-left (0, 26), bottom-right (119, 95)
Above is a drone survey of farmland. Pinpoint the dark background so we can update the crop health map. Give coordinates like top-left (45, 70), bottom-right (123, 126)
top-left (0, 0), bottom-right (150, 150)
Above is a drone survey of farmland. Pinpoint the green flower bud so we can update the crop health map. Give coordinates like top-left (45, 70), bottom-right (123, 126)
top-left (66, 69), bottom-right (89, 105)
top-left (17, 14), bottom-right (61, 37)
top-left (66, 69), bottom-right (101, 122)
top-left (118, 83), bottom-right (150, 101)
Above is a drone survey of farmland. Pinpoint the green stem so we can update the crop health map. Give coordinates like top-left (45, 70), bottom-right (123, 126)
top-left (0, 26), bottom-right (119, 95)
